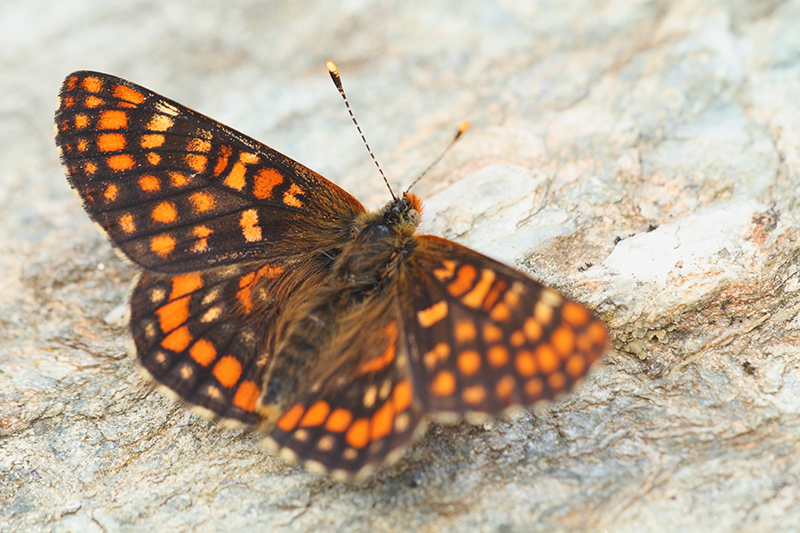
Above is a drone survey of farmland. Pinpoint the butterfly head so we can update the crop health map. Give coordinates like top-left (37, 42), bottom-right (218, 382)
top-left (381, 192), bottom-right (422, 235)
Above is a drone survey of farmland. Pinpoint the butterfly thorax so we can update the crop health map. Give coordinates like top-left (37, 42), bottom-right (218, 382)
top-left (258, 193), bottom-right (422, 419)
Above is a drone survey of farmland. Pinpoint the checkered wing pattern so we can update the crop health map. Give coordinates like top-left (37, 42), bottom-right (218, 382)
top-left (55, 70), bottom-right (608, 481)
top-left (265, 307), bottom-right (424, 481)
top-left (54, 71), bottom-right (364, 273)
top-left (403, 236), bottom-right (606, 418)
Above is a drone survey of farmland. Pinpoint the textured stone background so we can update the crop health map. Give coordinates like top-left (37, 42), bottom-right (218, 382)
top-left (3, 0), bottom-right (800, 531)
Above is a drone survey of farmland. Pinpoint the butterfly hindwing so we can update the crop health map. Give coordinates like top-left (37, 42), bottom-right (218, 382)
top-left (55, 71), bottom-right (365, 273)
top-left (130, 261), bottom-right (300, 425)
top-left (265, 298), bottom-right (425, 480)
top-left (402, 235), bottom-right (607, 419)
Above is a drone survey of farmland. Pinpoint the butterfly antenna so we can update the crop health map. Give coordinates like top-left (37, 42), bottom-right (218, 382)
top-left (405, 121), bottom-right (469, 194)
top-left (327, 61), bottom-right (396, 200)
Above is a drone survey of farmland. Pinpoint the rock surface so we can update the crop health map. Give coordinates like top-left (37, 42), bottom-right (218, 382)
top-left (3, 0), bottom-right (800, 531)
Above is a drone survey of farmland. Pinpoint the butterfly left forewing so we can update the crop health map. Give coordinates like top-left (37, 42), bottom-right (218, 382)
top-left (55, 71), bottom-right (365, 273)
top-left (401, 235), bottom-right (607, 421)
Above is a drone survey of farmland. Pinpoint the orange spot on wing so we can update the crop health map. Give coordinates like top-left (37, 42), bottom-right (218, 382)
top-left (147, 114), bottom-right (173, 131)
top-left (150, 234), bottom-right (176, 258)
top-left (345, 418), bottom-right (370, 449)
top-left (74, 114), bottom-right (89, 129)
top-left (534, 301), bottom-right (554, 325)
top-left (225, 162), bottom-right (247, 190)
top-left (239, 152), bottom-right (259, 164)
top-left (118, 213), bottom-right (135, 233)
top-left (561, 301), bottom-right (590, 327)
top-left (106, 154), bottom-right (135, 171)
top-left (98, 110), bottom-right (128, 130)
top-left (393, 379), bottom-right (413, 412)
top-left (462, 385), bottom-right (486, 405)
top-left (423, 342), bottom-right (450, 370)
top-left (283, 183), bottom-right (305, 208)
top-left (155, 297), bottom-right (190, 333)
top-left (112, 84), bottom-right (145, 104)
top-left (189, 191), bottom-right (217, 213)
top-left (140, 134), bottom-right (164, 148)
top-left (524, 317), bottom-right (542, 342)
top-left (191, 225), bottom-right (213, 253)
top-left (565, 354), bottom-right (587, 378)
top-left (82, 76), bottom-right (103, 92)
top-left (138, 175), bottom-right (161, 192)
top-left (551, 325), bottom-right (576, 357)
top-left (430, 370), bottom-right (456, 397)
top-left (325, 408), bottom-right (353, 433)
top-left (240, 209), bottom-right (262, 242)
top-left (84, 95), bottom-right (104, 108)
top-left (514, 350), bottom-right (537, 377)
top-left (535, 344), bottom-right (559, 373)
top-left (185, 154), bottom-right (207, 173)
top-left (161, 325), bottom-right (193, 352)
top-left (510, 330), bottom-right (525, 347)
top-left (277, 404), bottom-right (305, 432)
top-left (188, 138), bottom-right (212, 152)
top-left (496, 375), bottom-right (515, 400)
top-left (213, 355), bottom-right (242, 387)
top-left (547, 371), bottom-right (567, 391)
top-left (151, 201), bottom-right (178, 223)
top-left (487, 345), bottom-right (509, 367)
top-left (146, 152), bottom-right (161, 165)
top-left (84, 162), bottom-right (97, 174)
top-left (433, 259), bottom-right (457, 281)
top-left (169, 172), bottom-right (188, 187)
top-left (189, 338), bottom-right (217, 367)
top-left (454, 320), bottom-right (477, 343)
top-left (253, 168), bottom-right (283, 199)
top-left (417, 300), bottom-right (448, 328)
top-left (104, 184), bottom-right (118, 202)
top-left (524, 378), bottom-right (544, 398)
top-left (483, 323), bottom-right (503, 343)
top-left (170, 272), bottom-right (203, 300)
top-left (482, 279), bottom-right (507, 311)
top-left (489, 302), bottom-right (511, 322)
top-left (588, 321), bottom-right (607, 346)
top-left (457, 350), bottom-right (481, 377)
top-left (232, 380), bottom-right (260, 412)
top-left (462, 269), bottom-right (496, 308)
top-left (235, 264), bottom-right (282, 313)
top-left (447, 264), bottom-right (477, 297)
top-left (370, 401), bottom-right (395, 441)
top-left (299, 401), bottom-right (331, 428)
top-left (213, 145), bottom-right (232, 177)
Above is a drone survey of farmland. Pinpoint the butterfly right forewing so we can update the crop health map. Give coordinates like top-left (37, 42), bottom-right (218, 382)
top-left (402, 235), bottom-right (607, 419)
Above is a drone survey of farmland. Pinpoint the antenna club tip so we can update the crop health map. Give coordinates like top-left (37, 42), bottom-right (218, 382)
top-left (326, 61), bottom-right (339, 75)
top-left (457, 121), bottom-right (470, 135)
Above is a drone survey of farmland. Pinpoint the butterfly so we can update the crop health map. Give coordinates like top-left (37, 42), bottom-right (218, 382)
top-left (54, 66), bottom-right (607, 481)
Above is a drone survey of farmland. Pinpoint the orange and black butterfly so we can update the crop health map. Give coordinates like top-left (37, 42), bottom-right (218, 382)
top-left (54, 66), bottom-right (607, 481)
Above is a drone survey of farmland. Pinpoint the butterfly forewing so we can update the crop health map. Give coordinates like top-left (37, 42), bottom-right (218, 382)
top-left (55, 71), bottom-right (364, 273)
top-left (403, 236), bottom-right (606, 418)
